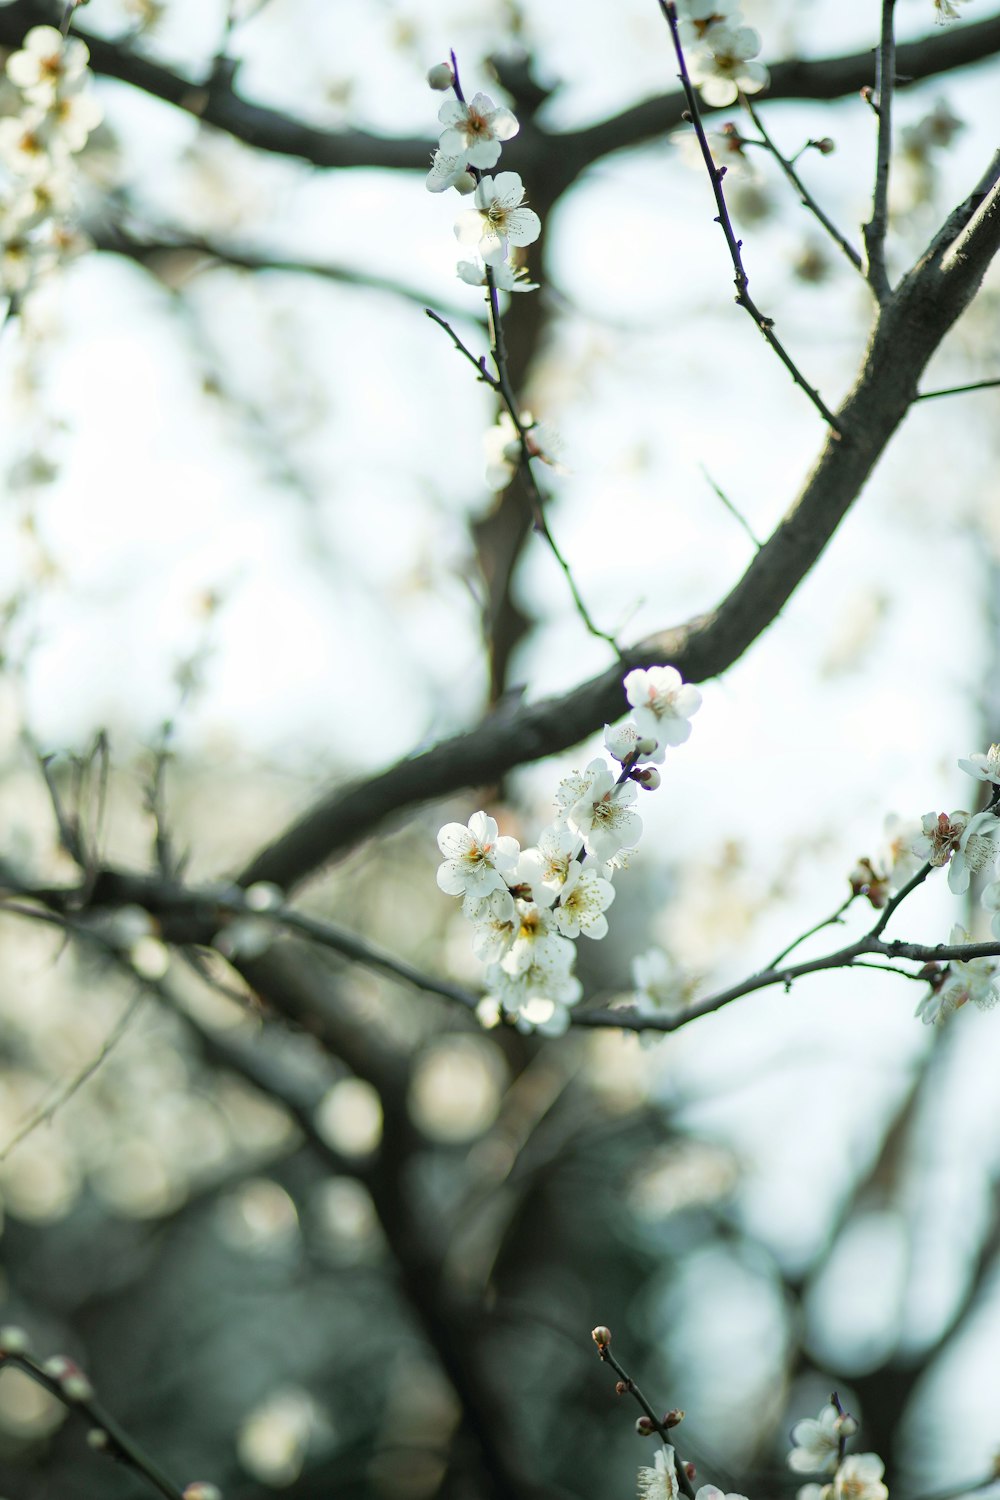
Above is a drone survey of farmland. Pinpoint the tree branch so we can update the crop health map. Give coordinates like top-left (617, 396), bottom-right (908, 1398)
top-left (239, 160), bottom-right (1000, 892)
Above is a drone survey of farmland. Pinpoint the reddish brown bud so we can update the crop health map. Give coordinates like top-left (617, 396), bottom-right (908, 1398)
top-left (616, 1381), bottom-right (629, 1396)
top-left (591, 1325), bottom-right (612, 1349)
top-left (684, 1463), bottom-right (697, 1481)
top-left (663, 1408), bottom-right (686, 1428)
top-left (635, 1416), bottom-right (657, 1437)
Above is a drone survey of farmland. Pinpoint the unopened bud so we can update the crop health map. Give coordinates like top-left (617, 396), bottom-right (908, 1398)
top-left (638, 736), bottom-right (658, 756)
top-left (454, 172), bottom-right (477, 196)
top-left (663, 1408), bottom-right (685, 1428)
top-left (813, 136), bottom-right (836, 154)
top-left (616, 1380), bottom-right (629, 1395)
top-left (632, 766), bottom-right (661, 792)
top-left (835, 1413), bottom-right (858, 1437)
top-left (591, 1325), bottom-right (612, 1349)
top-left (635, 1416), bottom-right (657, 1437)
top-left (426, 63), bottom-right (454, 91)
top-left (183, 1486), bottom-right (223, 1500)
top-left (87, 1428), bottom-right (110, 1451)
top-left (684, 1463), bottom-right (697, 1481)
top-left (42, 1356), bottom-right (93, 1402)
top-left (0, 1326), bottom-right (28, 1355)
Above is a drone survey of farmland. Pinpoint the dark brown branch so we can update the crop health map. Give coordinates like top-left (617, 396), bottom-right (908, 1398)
top-left (239, 159), bottom-right (1000, 893)
top-left (0, 1), bottom-right (996, 185)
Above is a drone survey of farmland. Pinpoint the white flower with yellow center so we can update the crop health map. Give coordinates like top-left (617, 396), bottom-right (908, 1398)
top-left (833, 1454), bottom-right (888, 1500)
top-left (438, 92), bottom-right (518, 169)
top-left (436, 811), bottom-right (520, 902)
top-left (688, 23), bottom-right (769, 107)
top-left (455, 172), bottom-right (541, 266)
top-left (551, 865), bottom-right (615, 940)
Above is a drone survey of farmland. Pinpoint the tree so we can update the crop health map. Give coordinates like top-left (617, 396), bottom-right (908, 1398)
top-left (1, 2), bottom-right (1000, 1498)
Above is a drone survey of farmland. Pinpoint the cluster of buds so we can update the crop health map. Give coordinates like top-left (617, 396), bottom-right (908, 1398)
top-left (436, 667), bottom-right (701, 1035)
top-left (0, 24), bottom-right (102, 301)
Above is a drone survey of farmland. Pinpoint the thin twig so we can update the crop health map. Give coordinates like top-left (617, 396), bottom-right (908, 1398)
top-left (699, 464), bottom-right (761, 548)
top-left (0, 1352), bottom-right (187, 1500)
top-left (741, 98), bottom-right (863, 274)
top-left (916, 377), bottom-right (1000, 402)
top-left (0, 990), bottom-right (145, 1162)
top-left (425, 307), bottom-right (499, 387)
top-left (767, 893), bottom-right (856, 969)
top-left (655, 1), bottom-right (844, 434)
top-left (593, 1337), bottom-right (696, 1500)
top-left (863, 0), bottom-right (897, 302)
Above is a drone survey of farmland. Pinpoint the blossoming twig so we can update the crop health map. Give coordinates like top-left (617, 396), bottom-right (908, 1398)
top-left (863, 0), bottom-right (897, 302)
top-left (740, 97), bottom-right (863, 274)
top-left (427, 52), bottom-right (619, 654)
top-left (591, 1330), bottom-right (696, 1500)
top-left (655, 1), bottom-right (844, 435)
top-left (0, 1342), bottom-right (191, 1500)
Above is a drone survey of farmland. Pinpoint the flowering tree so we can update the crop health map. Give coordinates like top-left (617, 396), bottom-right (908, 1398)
top-left (2, 2), bottom-right (1000, 1498)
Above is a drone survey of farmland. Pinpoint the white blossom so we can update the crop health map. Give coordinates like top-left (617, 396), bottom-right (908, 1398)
top-left (696, 1487), bottom-right (749, 1500)
top-left (516, 824), bottom-right (580, 909)
top-left (787, 1406), bottom-right (844, 1475)
top-left (832, 1454), bottom-right (888, 1500)
top-left (438, 92), bottom-right (518, 169)
top-left (426, 150), bottom-right (475, 194)
top-left (935, 924), bottom-right (999, 1016)
top-left (624, 665), bottom-right (701, 759)
top-left (485, 955), bottom-right (583, 1027)
top-left (436, 811), bottom-right (520, 902)
top-left (958, 744), bottom-right (1000, 785)
top-left (632, 947), bottom-right (687, 1019)
top-left (638, 1447), bottom-right (679, 1500)
top-left (469, 887), bottom-right (518, 963)
top-left (551, 864), bottom-right (615, 940)
top-left (6, 27), bottom-right (90, 104)
top-left (500, 900), bottom-right (575, 977)
top-left (911, 809), bottom-right (968, 868)
top-left (565, 757), bottom-right (642, 862)
top-left (933, 0), bottom-right (967, 20)
top-left (457, 258), bottom-right (538, 292)
top-left (605, 719), bottom-right (656, 764)
top-left (483, 409), bottom-right (560, 490)
top-left (688, 23), bottom-right (769, 106)
top-left (947, 809), bottom-right (1000, 894)
top-left (675, 0), bottom-right (742, 48)
top-left (455, 171), bottom-right (541, 266)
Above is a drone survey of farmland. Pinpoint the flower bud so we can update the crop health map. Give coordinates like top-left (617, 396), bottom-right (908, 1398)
top-left (684, 1463), bottom-right (696, 1481)
top-left (0, 1326), bottom-right (28, 1355)
top-left (183, 1486), bottom-right (223, 1500)
top-left (635, 1416), bottom-right (657, 1437)
top-left (426, 63), bottom-right (454, 91)
top-left (454, 172), bottom-right (477, 196)
top-left (663, 1408), bottom-right (685, 1428)
top-left (43, 1356), bottom-right (93, 1402)
top-left (813, 137), bottom-right (836, 154)
top-left (835, 1413), bottom-right (858, 1437)
top-left (591, 1325), bottom-right (612, 1349)
top-left (632, 766), bottom-right (661, 792)
top-left (87, 1428), bottom-right (110, 1451)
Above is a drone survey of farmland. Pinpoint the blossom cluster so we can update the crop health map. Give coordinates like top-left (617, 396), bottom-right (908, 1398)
top-left (638, 1445), bottom-right (749, 1500)
top-left (854, 747), bottom-right (1000, 1024)
top-left (425, 61), bottom-right (540, 292)
top-left (787, 1403), bottom-right (887, 1500)
top-left (675, 0), bottom-right (769, 107)
top-left (436, 667), bottom-right (701, 1035)
top-left (0, 24), bottom-right (102, 301)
